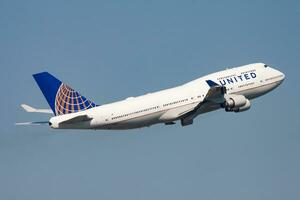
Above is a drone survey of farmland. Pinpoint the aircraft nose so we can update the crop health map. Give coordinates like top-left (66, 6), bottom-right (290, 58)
top-left (269, 65), bottom-right (285, 86)
top-left (278, 70), bottom-right (285, 83)
top-left (281, 72), bottom-right (285, 81)
top-left (276, 70), bottom-right (285, 85)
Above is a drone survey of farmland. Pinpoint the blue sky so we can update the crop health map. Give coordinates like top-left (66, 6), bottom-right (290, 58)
top-left (0, 0), bottom-right (299, 199)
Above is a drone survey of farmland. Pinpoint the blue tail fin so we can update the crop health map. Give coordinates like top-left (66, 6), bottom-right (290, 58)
top-left (33, 72), bottom-right (97, 116)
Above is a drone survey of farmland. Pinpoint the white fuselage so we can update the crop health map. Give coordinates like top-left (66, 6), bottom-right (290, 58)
top-left (49, 63), bottom-right (285, 130)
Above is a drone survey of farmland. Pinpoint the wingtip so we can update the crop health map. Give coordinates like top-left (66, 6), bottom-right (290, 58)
top-left (206, 80), bottom-right (220, 87)
top-left (21, 104), bottom-right (36, 112)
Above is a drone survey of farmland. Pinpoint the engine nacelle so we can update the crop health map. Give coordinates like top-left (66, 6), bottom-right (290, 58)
top-left (233, 99), bottom-right (251, 112)
top-left (224, 95), bottom-right (247, 109)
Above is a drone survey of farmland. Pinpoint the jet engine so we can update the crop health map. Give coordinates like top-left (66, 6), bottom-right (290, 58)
top-left (232, 99), bottom-right (251, 112)
top-left (223, 95), bottom-right (251, 112)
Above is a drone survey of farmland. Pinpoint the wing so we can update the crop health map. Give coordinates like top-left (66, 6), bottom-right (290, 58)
top-left (180, 80), bottom-right (226, 126)
top-left (204, 80), bottom-right (227, 104)
top-left (21, 104), bottom-right (53, 114)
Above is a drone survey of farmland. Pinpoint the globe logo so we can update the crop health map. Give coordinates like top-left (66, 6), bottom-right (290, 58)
top-left (55, 84), bottom-right (96, 115)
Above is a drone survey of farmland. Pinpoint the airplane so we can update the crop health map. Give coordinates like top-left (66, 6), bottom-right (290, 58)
top-left (17, 63), bottom-right (285, 130)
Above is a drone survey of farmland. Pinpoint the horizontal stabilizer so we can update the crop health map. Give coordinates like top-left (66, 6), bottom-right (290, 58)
top-left (15, 121), bottom-right (49, 126)
top-left (21, 104), bottom-right (53, 114)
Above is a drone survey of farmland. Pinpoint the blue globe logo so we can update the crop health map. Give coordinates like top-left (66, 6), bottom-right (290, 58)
top-left (55, 84), bottom-right (96, 115)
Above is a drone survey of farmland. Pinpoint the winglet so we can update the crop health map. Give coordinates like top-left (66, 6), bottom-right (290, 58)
top-left (206, 80), bottom-right (219, 87)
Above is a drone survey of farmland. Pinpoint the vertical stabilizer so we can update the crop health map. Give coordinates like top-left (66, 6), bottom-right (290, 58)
top-left (33, 72), bottom-right (96, 116)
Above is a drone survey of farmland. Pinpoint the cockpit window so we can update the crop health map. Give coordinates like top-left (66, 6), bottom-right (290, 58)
top-left (264, 64), bottom-right (269, 68)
